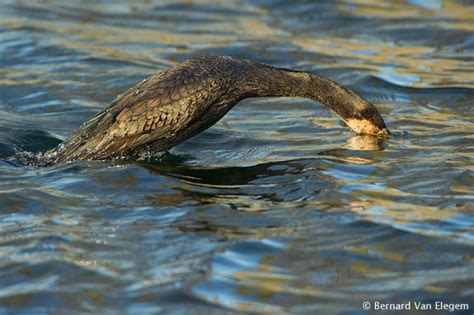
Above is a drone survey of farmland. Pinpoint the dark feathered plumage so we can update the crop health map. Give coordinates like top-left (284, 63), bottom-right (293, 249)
top-left (48, 56), bottom-right (389, 163)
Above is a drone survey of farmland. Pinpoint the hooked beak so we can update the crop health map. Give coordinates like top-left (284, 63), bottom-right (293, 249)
top-left (378, 128), bottom-right (391, 137)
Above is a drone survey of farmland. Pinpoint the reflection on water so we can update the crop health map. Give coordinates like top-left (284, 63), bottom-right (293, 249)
top-left (346, 135), bottom-right (387, 151)
top-left (0, 0), bottom-right (473, 314)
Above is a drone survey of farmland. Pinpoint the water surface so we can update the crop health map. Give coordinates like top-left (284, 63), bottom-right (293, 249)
top-left (0, 0), bottom-right (473, 314)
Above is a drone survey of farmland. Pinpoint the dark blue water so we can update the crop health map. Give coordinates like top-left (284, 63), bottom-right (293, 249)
top-left (1, 1), bottom-right (473, 314)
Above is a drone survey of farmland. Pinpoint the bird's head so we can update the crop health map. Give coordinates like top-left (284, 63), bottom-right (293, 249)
top-left (342, 103), bottom-right (390, 137)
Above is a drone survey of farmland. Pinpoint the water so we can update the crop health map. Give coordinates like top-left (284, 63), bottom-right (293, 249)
top-left (0, 1), bottom-right (473, 314)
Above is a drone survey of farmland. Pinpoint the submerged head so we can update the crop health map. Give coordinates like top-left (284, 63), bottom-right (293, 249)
top-left (340, 98), bottom-right (390, 137)
top-left (305, 74), bottom-right (390, 137)
top-left (344, 114), bottom-right (390, 137)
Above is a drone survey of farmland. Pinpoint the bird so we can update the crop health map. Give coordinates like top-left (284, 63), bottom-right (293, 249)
top-left (46, 55), bottom-right (390, 163)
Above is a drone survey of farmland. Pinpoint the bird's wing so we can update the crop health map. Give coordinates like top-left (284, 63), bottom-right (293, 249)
top-left (55, 66), bottom-right (227, 161)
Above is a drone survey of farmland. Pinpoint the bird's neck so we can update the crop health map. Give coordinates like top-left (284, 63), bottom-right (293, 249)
top-left (239, 65), bottom-right (380, 134)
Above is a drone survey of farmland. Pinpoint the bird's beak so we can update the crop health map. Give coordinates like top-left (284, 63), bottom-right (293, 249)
top-left (378, 128), bottom-right (391, 137)
top-left (344, 118), bottom-right (390, 137)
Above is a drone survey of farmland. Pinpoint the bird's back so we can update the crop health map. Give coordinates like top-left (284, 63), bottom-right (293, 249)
top-left (49, 56), bottom-right (243, 163)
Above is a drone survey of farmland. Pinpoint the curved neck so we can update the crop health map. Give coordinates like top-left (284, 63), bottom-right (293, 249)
top-left (245, 68), bottom-right (367, 118)
top-left (237, 64), bottom-right (387, 135)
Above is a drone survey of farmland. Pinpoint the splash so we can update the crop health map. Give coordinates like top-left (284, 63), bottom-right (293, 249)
top-left (7, 150), bottom-right (57, 167)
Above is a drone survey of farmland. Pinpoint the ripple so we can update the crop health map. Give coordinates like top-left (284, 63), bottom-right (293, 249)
top-left (1, 0), bottom-right (474, 313)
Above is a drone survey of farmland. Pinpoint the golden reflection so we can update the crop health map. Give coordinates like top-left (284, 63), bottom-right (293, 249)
top-left (232, 259), bottom-right (346, 297)
top-left (351, 262), bottom-right (388, 275)
top-left (340, 1), bottom-right (474, 28)
top-left (346, 135), bottom-right (385, 151)
top-left (1, 0), bottom-right (472, 88)
top-left (351, 198), bottom-right (454, 221)
top-left (292, 35), bottom-right (474, 87)
top-left (346, 244), bottom-right (405, 262)
top-left (290, 0), bottom-right (474, 88)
